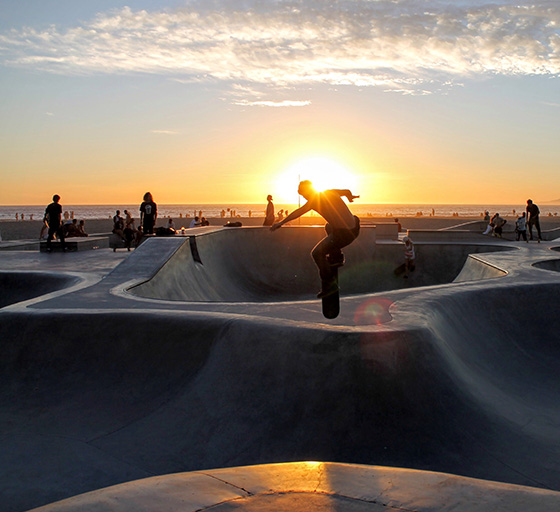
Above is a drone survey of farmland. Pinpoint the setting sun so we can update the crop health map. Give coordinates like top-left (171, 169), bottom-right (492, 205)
top-left (274, 157), bottom-right (360, 202)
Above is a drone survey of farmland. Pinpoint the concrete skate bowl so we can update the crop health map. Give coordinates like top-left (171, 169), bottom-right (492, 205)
top-left (129, 227), bottom-right (511, 301)
top-left (533, 259), bottom-right (560, 272)
top-left (0, 271), bottom-right (80, 309)
top-left (2, 279), bottom-right (560, 510)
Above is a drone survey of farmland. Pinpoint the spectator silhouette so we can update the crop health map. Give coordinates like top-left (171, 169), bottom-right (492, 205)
top-left (140, 192), bottom-right (157, 234)
top-left (44, 194), bottom-right (66, 252)
top-left (526, 199), bottom-right (542, 242)
top-left (263, 195), bottom-right (275, 226)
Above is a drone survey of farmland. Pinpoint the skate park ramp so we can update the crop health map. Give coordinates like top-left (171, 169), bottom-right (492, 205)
top-left (0, 271), bottom-right (80, 309)
top-left (2, 279), bottom-right (560, 510)
top-left (1, 228), bottom-right (559, 511)
top-left (130, 227), bottom-right (510, 301)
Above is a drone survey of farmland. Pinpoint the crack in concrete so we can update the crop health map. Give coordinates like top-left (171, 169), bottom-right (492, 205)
top-left (197, 471), bottom-right (255, 497)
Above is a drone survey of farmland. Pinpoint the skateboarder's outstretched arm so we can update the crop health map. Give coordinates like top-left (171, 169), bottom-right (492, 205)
top-left (270, 203), bottom-right (312, 231)
top-left (334, 189), bottom-right (359, 202)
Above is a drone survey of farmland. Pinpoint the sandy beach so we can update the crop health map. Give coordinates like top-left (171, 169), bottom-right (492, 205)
top-left (2, 215), bottom-right (560, 241)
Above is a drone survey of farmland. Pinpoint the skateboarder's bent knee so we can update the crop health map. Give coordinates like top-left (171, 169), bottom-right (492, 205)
top-left (269, 180), bottom-right (360, 299)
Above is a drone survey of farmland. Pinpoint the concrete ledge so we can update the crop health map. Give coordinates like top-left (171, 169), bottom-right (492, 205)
top-left (407, 229), bottom-right (504, 241)
top-left (40, 236), bottom-right (108, 252)
top-left (29, 461), bottom-right (560, 512)
top-left (0, 240), bottom-right (40, 251)
top-left (373, 223), bottom-right (399, 240)
top-left (442, 220), bottom-right (488, 231)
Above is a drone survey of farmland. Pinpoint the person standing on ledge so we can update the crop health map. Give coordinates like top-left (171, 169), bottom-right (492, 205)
top-left (43, 194), bottom-right (66, 252)
top-left (270, 180), bottom-right (360, 298)
top-left (263, 194), bottom-right (275, 226)
top-left (140, 192), bottom-right (157, 235)
top-left (526, 199), bottom-right (542, 242)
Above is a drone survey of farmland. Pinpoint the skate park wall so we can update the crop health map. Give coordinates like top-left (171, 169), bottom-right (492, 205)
top-left (2, 278), bottom-right (560, 509)
top-left (130, 227), bottom-right (512, 301)
top-left (0, 271), bottom-right (81, 308)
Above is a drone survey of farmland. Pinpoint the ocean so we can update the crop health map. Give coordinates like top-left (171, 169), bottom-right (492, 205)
top-left (1, 203), bottom-right (559, 221)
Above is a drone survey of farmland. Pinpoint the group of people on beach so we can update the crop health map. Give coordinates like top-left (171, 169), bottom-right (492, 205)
top-left (483, 199), bottom-right (542, 242)
top-left (42, 192), bottom-right (158, 251)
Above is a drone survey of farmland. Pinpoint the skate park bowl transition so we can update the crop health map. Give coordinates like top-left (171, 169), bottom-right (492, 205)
top-left (129, 227), bottom-right (509, 301)
top-left (2, 226), bottom-right (560, 511)
top-left (0, 271), bottom-right (81, 308)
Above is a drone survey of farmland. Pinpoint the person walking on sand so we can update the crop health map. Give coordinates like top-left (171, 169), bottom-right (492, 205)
top-left (140, 192), bottom-right (157, 234)
top-left (263, 195), bottom-right (275, 226)
top-left (270, 180), bottom-right (360, 298)
top-left (43, 194), bottom-right (66, 252)
top-left (526, 199), bottom-right (542, 242)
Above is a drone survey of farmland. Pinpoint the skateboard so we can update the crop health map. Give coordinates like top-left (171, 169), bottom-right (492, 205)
top-left (321, 253), bottom-right (344, 319)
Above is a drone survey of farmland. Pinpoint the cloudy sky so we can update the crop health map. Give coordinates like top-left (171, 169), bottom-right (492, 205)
top-left (1, 0), bottom-right (559, 205)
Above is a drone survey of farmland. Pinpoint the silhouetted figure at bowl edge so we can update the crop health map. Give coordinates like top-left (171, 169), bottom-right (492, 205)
top-left (140, 192), bottom-right (158, 235)
top-left (263, 194), bottom-right (275, 226)
top-left (43, 194), bottom-right (66, 252)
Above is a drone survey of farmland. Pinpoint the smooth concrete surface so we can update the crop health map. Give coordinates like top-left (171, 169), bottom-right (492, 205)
top-left (0, 271), bottom-right (81, 308)
top-left (1, 226), bottom-right (560, 511)
top-left (28, 462), bottom-right (560, 511)
top-left (129, 227), bottom-right (513, 301)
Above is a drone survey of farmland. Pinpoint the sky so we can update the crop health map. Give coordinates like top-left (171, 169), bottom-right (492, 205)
top-left (0, 0), bottom-right (559, 206)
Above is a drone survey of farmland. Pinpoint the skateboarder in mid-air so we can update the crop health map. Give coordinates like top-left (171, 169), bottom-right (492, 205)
top-left (270, 180), bottom-right (360, 298)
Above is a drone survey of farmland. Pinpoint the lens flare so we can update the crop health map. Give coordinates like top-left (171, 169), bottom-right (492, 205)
top-left (353, 297), bottom-right (394, 325)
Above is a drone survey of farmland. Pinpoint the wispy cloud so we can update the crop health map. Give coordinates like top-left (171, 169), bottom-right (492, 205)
top-left (234, 99), bottom-right (311, 107)
top-left (151, 129), bottom-right (179, 135)
top-left (1, 0), bottom-right (559, 102)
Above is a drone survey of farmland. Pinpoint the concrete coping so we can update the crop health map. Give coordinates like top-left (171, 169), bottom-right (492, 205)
top-left (406, 229), bottom-right (495, 241)
top-left (29, 462), bottom-right (560, 512)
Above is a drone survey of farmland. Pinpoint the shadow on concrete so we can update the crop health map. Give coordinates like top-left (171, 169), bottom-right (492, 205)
top-left (0, 271), bottom-right (80, 309)
top-left (1, 279), bottom-right (560, 510)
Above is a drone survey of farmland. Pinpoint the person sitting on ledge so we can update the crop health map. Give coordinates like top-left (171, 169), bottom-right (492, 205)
top-left (63, 219), bottom-right (81, 238)
top-left (77, 220), bottom-right (88, 237)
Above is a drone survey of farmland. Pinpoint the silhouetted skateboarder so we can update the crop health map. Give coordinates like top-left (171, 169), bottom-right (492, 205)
top-left (270, 180), bottom-right (360, 318)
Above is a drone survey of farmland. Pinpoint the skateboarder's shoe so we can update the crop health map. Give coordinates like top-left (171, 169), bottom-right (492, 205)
top-left (317, 282), bottom-right (339, 299)
top-left (326, 252), bottom-right (345, 268)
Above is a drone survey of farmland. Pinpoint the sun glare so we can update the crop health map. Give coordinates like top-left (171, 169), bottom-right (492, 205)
top-left (275, 157), bottom-right (359, 202)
